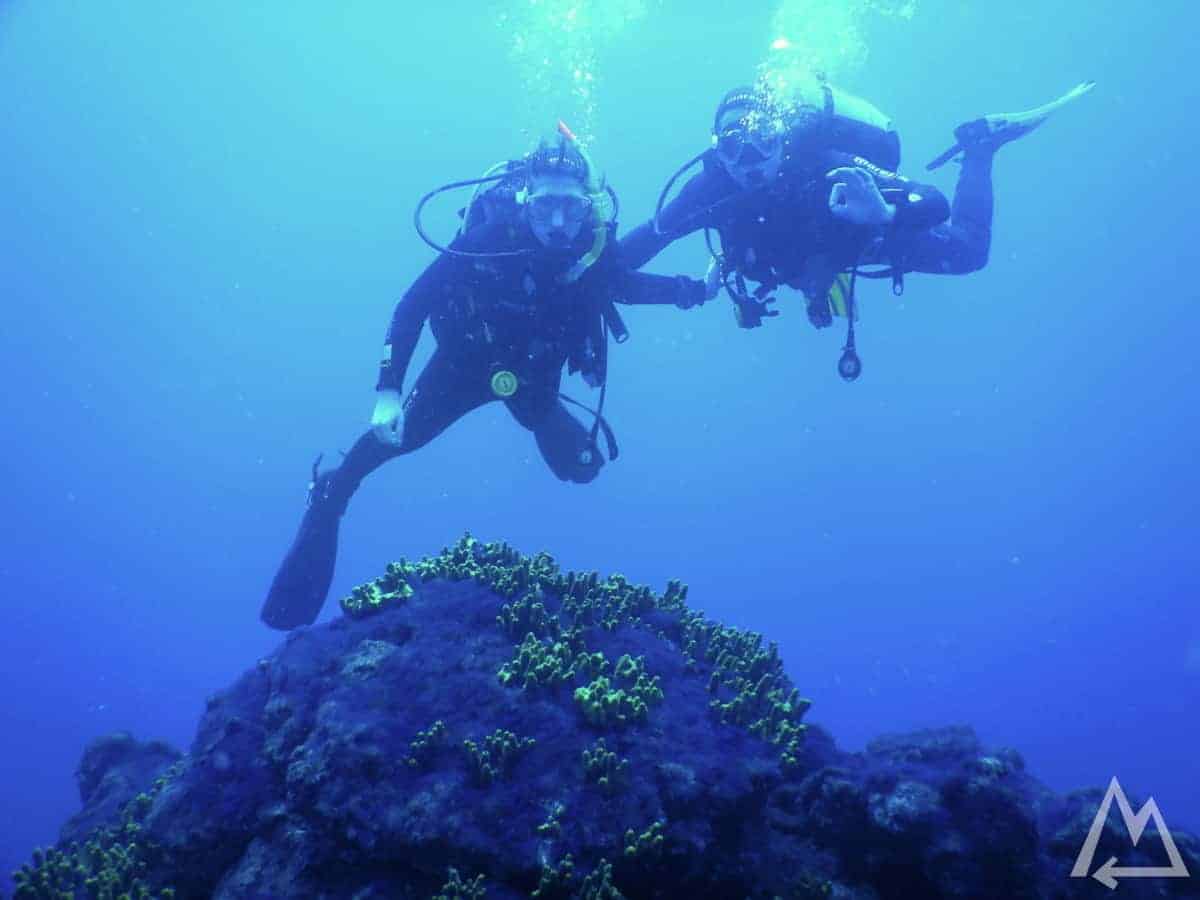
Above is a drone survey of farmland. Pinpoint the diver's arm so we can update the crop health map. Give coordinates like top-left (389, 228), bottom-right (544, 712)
top-left (375, 257), bottom-right (448, 393)
top-left (617, 221), bottom-right (674, 272)
top-left (615, 270), bottom-right (707, 308)
top-left (618, 166), bottom-right (723, 270)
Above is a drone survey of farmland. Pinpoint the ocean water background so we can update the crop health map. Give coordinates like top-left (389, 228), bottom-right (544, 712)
top-left (1, 0), bottom-right (1196, 886)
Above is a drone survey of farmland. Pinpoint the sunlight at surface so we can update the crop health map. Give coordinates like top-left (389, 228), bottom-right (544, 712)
top-left (759, 0), bottom-right (916, 99)
top-left (497, 0), bottom-right (653, 146)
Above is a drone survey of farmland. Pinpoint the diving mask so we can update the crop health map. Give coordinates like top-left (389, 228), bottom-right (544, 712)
top-left (525, 191), bottom-right (594, 228)
top-left (714, 119), bottom-right (784, 167)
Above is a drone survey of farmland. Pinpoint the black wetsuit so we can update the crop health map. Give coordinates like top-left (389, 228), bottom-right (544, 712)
top-left (892, 150), bottom-right (994, 275)
top-left (621, 145), bottom-right (993, 315)
top-left (261, 221), bottom-right (702, 630)
top-left (321, 221), bottom-right (701, 503)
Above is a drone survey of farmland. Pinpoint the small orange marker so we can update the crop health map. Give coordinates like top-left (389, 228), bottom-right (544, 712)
top-left (557, 119), bottom-right (578, 143)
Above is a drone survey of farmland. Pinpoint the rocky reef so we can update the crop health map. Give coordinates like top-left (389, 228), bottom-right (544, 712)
top-left (13, 536), bottom-right (1200, 898)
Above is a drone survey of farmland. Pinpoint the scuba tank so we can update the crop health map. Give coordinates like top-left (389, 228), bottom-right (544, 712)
top-left (782, 75), bottom-right (901, 170)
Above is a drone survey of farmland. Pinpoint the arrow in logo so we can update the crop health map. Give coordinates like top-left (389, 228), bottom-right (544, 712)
top-left (1091, 857), bottom-right (1190, 890)
top-left (1072, 777), bottom-right (1191, 890)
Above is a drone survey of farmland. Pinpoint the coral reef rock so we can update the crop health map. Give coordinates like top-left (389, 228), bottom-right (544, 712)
top-left (14, 538), bottom-right (1200, 899)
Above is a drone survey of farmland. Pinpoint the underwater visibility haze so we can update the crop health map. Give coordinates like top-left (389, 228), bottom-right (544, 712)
top-left (0, 1), bottom-right (1197, 896)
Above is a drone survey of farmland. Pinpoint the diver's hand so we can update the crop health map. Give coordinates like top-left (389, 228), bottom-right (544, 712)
top-left (704, 257), bottom-right (724, 302)
top-left (370, 389), bottom-right (405, 446)
top-left (674, 275), bottom-right (707, 309)
top-left (827, 167), bottom-right (896, 226)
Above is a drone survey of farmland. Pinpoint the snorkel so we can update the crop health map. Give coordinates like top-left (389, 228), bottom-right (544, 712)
top-left (556, 120), bottom-right (614, 283)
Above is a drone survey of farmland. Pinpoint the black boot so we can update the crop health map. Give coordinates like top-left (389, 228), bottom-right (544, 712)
top-left (261, 461), bottom-right (351, 630)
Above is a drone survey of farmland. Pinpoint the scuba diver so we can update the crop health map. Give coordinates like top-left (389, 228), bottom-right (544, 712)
top-left (261, 125), bottom-right (707, 631)
top-left (622, 77), bottom-right (1095, 380)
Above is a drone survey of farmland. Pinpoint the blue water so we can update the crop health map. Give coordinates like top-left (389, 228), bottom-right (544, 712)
top-left (1, 1), bottom-right (1196, 886)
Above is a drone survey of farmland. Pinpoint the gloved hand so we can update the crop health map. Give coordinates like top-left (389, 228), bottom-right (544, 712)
top-left (806, 296), bottom-right (833, 329)
top-left (371, 389), bottom-right (405, 446)
top-left (674, 275), bottom-right (707, 309)
top-left (826, 167), bottom-right (896, 226)
top-left (703, 256), bottom-right (725, 302)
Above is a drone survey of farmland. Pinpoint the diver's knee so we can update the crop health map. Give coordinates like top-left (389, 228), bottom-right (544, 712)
top-left (966, 247), bottom-right (990, 273)
top-left (562, 447), bottom-right (604, 484)
top-left (954, 243), bottom-right (989, 274)
top-left (569, 464), bottom-right (602, 485)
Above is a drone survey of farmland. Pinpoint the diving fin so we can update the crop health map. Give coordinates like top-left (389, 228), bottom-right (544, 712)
top-left (260, 463), bottom-right (345, 630)
top-left (927, 81), bottom-right (1096, 170)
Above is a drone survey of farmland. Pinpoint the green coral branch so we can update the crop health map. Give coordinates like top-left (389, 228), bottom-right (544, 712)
top-left (463, 729), bottom-right (536, 787)
top-left (560, 571), bottom-right (658, 630)
top-left (343, 534), bottom-right (811, 766)
top-left (340, 560), bottom-right (415, 617)
top-left (531, 855), bottom-right (625, 900)
top-left (13, 771), bottom-right (181, 900)
top-left (531, 854), bottom-right (576, 899)
top-left (537, 801), bottom-right (566, 838)
top-left (343, 535), bottom-right (687, 640)
top-left (623, 820), bottom-right (665, 861)
top-left (497, 633), bottom-right (604, 691)
top-left (573, 654), bottom-right (665, 730)
top-left (578, 859), bottom-right (626, 899)
top-left (574, 677), bottom-right (650, 730)
top-left (433, 866), bottom-right (487, 900)
top-left (347, 535), bottom-right (689, 635)
top-left (406, 719), bottom-right (448, 770)
top-left (611, 654), bottom-right (664, 707)
top-left (582, 739), bottom-right (631, 797)
top-left (497, 586), bottom-right (558, 640)
top-left (684, 613), bottom-right (812, 769)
